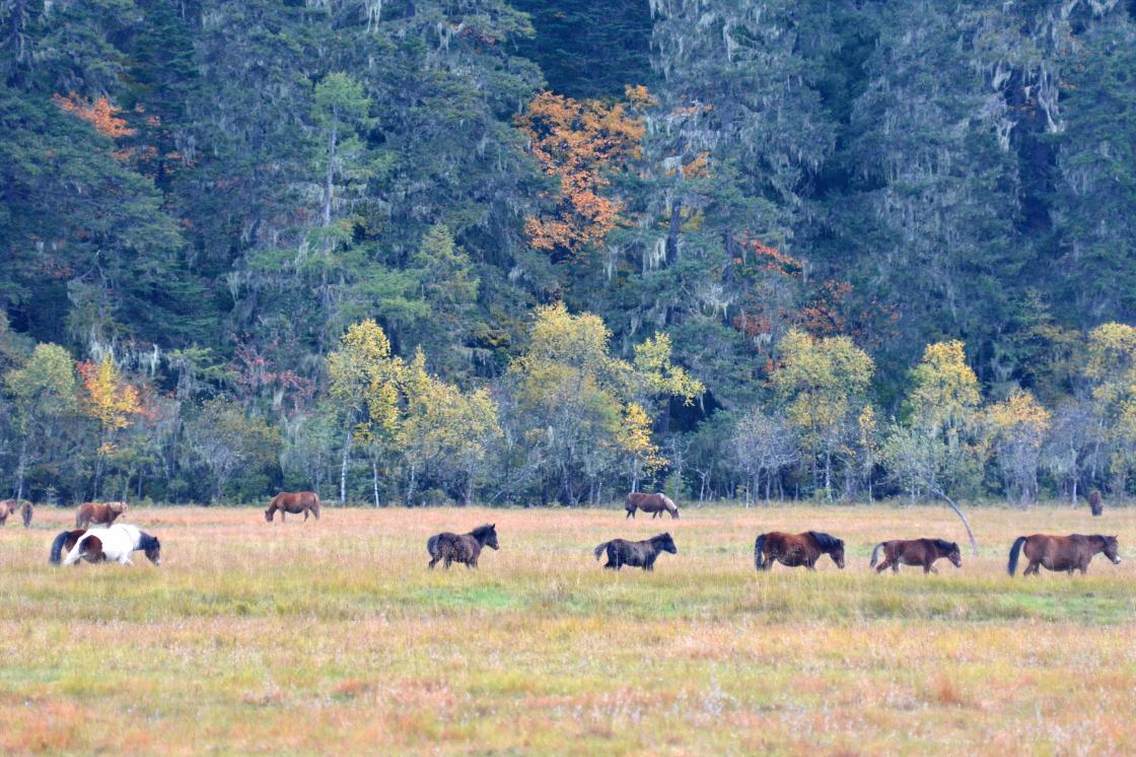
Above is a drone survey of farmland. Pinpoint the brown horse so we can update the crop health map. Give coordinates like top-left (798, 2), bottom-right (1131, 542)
top-left (20, 499), bottom-right (33, 527)
top-left (265, 491), bottom-right (321, 522)
top-left (427, 524), bottom-right (499, 569)
top-left (1088, 490), bottom-right (1103, 516)
top-left (624, 492), bottom-right (679, 519)
top-left (1008, 533), bottom-right (1121, 576)
top-left (754, 531), bottom-right (845, 571)
top-left (75, 501), bottom-right (127, 528)
top-left (0, 499), bottom-right (21, 526)
top-left (594, 532), bottom-right (677, 571)
top-left (49, 529), bottom-right (90, 564)
top-left (870, 538), bottom-right (961, 574)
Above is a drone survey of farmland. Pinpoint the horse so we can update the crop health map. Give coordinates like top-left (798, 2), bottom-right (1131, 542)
top-left (624, 492), bottom-right (679, 519)
top-left (754, 531), bottom-right (845, 571)
top-left (0, 499), bottom-right (19, 526)
top-left (1008, 533), bottom-right (1120, 576)
top-left (60, 524), bottom-right (161, 567)
top-left (870, 538), bottom-right (961, 574)
top-left (427, 524), bottom-right (498, 569)
top-left (593, 532), bottom-right (677, 571)
top-left (265, 491), bottom-right (321, 522)
top-left (20, 499), bottom-right (33, 527)
top-left (49, 529), bottom-right (90, 565)
top-left (75, 501), bottom-right (127, 529)
top-left (1088, 490), bottom-right (1103, 517)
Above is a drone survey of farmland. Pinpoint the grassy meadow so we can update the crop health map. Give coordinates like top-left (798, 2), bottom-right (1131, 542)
top-left (1, 502), bottom-right (1134, 754)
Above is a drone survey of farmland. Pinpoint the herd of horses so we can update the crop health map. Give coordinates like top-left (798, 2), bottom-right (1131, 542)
top-left (1, 490), bottom-right (1122, 578)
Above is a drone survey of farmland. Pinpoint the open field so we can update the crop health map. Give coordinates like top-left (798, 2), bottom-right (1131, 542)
top-left (1, 503), bottom-right (1134, 754)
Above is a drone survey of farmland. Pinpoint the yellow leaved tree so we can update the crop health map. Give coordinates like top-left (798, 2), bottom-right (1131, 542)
top-left (78, 357), bottom-right (142, 497)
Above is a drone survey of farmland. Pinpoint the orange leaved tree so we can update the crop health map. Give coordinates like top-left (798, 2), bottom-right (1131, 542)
top-left (516, 89), bottom-right (646, 258)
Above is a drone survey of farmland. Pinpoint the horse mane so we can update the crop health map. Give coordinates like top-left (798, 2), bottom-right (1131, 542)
top-left (138, 532), bottom-right (160, 551)
top-left (931, 538), bottom-right (957, 552)
top-left (808, 531), bottom-right (843, 551)
top-left (470, 524), bottom-right (496, 541)
top-left (650, 532), bottom-right (673, 544)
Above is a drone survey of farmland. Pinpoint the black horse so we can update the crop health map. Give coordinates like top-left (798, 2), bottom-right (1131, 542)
top-left (427, 524), bottom-right (499, 569)
top-left (593, 533), bottom-right (677, 571)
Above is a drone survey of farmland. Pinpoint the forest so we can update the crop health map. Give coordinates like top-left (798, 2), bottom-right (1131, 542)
top-left (2, 0), bottom-right (1136, 507)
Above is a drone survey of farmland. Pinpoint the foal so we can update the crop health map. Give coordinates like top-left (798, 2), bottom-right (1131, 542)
top-left (427, 524), bottom-right (499, 569)
top-left (870, 538), bottom-right (961, 574)
top-left (593, 532), bottom-right (677, 571)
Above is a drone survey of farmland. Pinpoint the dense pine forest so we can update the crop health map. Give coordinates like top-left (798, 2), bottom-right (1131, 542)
top-left (3, 0), bottom-right (1136, 507)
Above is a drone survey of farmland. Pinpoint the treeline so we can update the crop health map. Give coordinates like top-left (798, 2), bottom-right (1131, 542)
top-left (2, 1), bottom-right (1136, 505)
top-left (5, 310), bottom-right (1136, 507)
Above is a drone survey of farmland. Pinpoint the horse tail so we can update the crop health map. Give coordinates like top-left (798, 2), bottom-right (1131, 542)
top-left (754, 534), bottom-right (767, 571)
top-left (869, 542), bottom-right (884, 568)
top-left (49, 530), bottom-right (72, 565)
top-left (1008, 536), bottom-right (1027, 576)
top-left (594, 541), bottom-right (610, 561)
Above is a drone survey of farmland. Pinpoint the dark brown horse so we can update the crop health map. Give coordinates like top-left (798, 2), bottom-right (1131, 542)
top-left (1088, 490), bottom-right (1103, 516)
top-left (75, 501), bottom-right (127, 528)
top-left (427, 524), bottom-right (499, 569)
top-left (265, 491), bottom-right (321, 522)
top-left (870, 538), bottom-right (961, 574)
top-left (754, 531), bottom-right (845, 571)
top-left (1008, 534), bottom-right (1121, 576)
top-left (624, 492), bottom-right (679, 519)
top-left (20, 499), bottom-right (32, 527)
top-left (594, 532), bottom-right (677, 570)
top-left (0, 499), bottom-right (20, 526)
top-left (49, 529), bottom-right (90, 564)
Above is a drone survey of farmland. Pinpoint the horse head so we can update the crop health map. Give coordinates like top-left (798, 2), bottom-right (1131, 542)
top-left (141, 533), bottom-right (162, 566)
top-left (474, 524), bottom-right (499, 550)
top-left (264, 508), bottom-right (274, 522)
top-left (109, 501), bottom-right (128, 515)
top-left (1103, 535), bottom-right (1121, 564)
top-left (947, 542), bottom-right (962, 568)
top-left (656, 532), bottom-right (677, 554)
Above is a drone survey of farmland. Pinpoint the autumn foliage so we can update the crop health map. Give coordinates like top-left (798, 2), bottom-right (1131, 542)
top-left (53, 93), bottom-right (136, 139)
top-left (78, 358), bottom-right (141, 453)
top-left (517, 90), bottom-right (646, 257)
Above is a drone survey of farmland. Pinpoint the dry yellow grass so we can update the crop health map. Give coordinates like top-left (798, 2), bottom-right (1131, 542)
top-left (1, 502), bottom-right (1134, 754)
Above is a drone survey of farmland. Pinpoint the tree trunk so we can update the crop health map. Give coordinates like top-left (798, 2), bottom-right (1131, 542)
top-left (932, 487), bottom-right (978, 555)
top-left (371, 458), bottom-right (380, 507)
top-left (339, 427), bottom-right (353, 505)
top-left (15, 439), bottom-right (28, 501)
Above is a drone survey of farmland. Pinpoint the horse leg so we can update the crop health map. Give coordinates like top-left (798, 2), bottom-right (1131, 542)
top-left (626, 509), bottom-right (634, 519)
top-left (304, 509), bottom-right (309, 521)
top-left (428, 557), bottom-right (437, 569)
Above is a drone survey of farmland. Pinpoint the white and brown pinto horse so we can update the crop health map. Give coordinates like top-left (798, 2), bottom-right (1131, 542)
top-left (51, 524), bottom-right (161, 566)
top-left (265, 491), bottom-right (321, 522)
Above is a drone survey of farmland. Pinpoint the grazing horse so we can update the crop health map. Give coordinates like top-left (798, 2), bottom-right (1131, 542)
top-left (49, 529), bottom-right (89, 564)
top-left (594, 532), bottom-right (677, 571)
top-left (624, 492), bottom-right (680, 519)
top-left (1008, 534), bottom-right (1120, 576)
top-left (754, 531), bottom-right (845, 571)
top-left (265, 491), bottom-right (321, 522)
top-left (61, 524), bottom-right (161, 567)
top-left (75, 501), bottom-right (127, 529)
top-left (427, 524), bottom-right (499, 569)
top-left (870, 538), bottom-right (961, 574)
